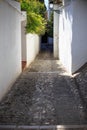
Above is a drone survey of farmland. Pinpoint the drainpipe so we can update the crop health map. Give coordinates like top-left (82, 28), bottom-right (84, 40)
top-left (53, 4), bottom-right (59, 58)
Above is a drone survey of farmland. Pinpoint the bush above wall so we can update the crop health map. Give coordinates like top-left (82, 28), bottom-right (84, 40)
top-left (16, 0), bottom-right (47, 35)
top-left (26, 12), bottom-right (46, 34)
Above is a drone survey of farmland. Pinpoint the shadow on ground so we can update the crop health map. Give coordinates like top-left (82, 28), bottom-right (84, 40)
top-left (73, 63), bottom-right (87, 120)
top-left (0, 51), bottom-right (87, 126)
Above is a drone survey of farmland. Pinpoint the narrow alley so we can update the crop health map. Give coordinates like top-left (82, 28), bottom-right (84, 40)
top-left (0, 50), bottom-right (87, 129)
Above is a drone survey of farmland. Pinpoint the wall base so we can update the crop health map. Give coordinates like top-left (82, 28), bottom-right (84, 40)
top-left (22, 61), bottom-right (26, 71)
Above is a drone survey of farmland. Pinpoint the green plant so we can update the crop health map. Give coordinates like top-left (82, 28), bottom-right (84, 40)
top-left (47, 12), bottom-right (53, 37)
top-left (18, 0), bottom-right (47, 35)
top-left (26, 12), bottom-right (46, 34)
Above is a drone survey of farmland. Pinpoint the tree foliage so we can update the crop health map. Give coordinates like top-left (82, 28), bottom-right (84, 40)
top-left (16, 0), bottom-right (47, 35)
top-left (47, 12), bottom-right (53, 37)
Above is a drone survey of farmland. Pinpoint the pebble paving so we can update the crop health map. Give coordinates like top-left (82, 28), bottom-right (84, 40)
top-left (0, 51), bottom-right (87, 126)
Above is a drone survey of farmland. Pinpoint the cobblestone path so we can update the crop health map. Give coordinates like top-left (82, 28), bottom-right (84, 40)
top-left (0, 51), bottom-right (87, 126)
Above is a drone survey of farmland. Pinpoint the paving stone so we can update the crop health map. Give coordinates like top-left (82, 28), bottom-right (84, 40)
top-left (0, 51), bottom-right (87, 126)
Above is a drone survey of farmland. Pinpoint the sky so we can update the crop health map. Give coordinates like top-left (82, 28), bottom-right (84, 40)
top-left (44, 0), bottom-right (49, 9)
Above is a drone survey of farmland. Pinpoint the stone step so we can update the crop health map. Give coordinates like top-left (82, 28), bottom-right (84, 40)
top-left (0, 125), bottom-right (87, 130)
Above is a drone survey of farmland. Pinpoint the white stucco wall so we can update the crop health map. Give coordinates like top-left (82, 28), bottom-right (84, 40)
top-left (26, 34), bottom-right (40, 67)
top-left (59, 0), bottom-right (87, 74)
top-left (0, 0), bottom-right (21, 100)
top-left (21, 13), bottom-right (40, 68)
top-left (5, 0), bottom-right (20, 11)
top-left (59, 1), bottom-right (73, 73)
top-left (72, 0), bottom-right (87, 73)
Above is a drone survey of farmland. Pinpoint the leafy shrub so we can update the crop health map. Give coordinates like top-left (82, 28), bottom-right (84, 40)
top-left (17, 0), bottom-right (47, 35)
top-left (26, 12), bottom-right (46, 34)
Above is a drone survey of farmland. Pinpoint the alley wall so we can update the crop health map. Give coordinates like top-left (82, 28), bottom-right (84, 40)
top-left (72, 0), bottom-right (87, 73)
top-left (0, 0), bottom-right (21, 100)
top-left (59, 1), bottom-right (73, 73)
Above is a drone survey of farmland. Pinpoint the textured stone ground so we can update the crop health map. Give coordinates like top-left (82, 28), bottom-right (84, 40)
top-left (0, 51), bottom-right (87, 126)
top-left (73, 63), bottom-right (87, 120)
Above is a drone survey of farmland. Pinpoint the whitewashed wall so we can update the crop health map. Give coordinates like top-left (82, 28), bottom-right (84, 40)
top-left (21, 14), bottom-right (40, 68)
top-left (5, 0), bottom-right (20, 11)
top-left (0, 0), bottom-right (21, 100)
top-left (26, 34), bottom-right (40, 67)
top-left (59, 0), bottom-right (87, 74)
top-left (72, 0), bottom-right (87, 73)
top-left (59, 1), bottom-right (73, 73)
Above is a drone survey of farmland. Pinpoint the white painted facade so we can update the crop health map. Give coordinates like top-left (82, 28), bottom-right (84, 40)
top-left (26, 34), bottom-right (40, 67)
top-left (59, 0), bottom-right (87, 74)
top-left (59, 1), bottom-right (73, 73)
top-left (0, 0), bottom-right (21, 100)
top-left (21, 17), bottom-right (40, 67)
top-left (5, 0), bottom-right (21, 11)
top-left (72, 0), bottom-right (87, 73)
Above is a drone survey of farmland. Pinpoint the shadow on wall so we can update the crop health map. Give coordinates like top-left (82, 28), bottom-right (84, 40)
top-left (63, 0), bottom-right (87, 73)
top-left (60, 7), bottom-right (87, 119)
top-left (59, 3), bottom-right (73, 74)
